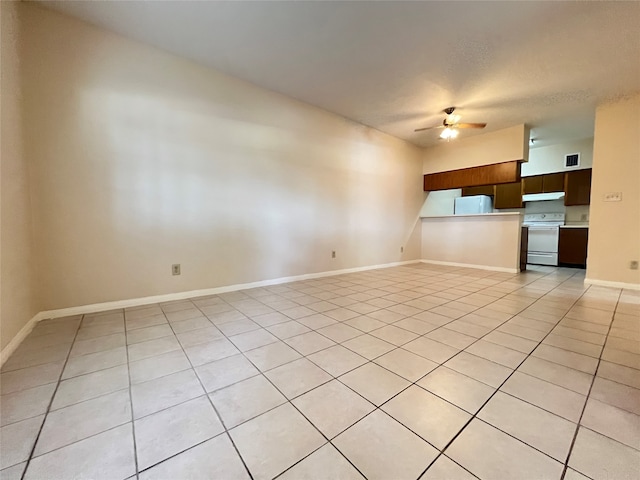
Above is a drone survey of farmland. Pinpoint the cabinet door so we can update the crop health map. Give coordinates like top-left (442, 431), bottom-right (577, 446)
top-left (462, 185), bottom-right (495, 196)
top-left (522, 175), bottom-right (543, 194)
top-left (565, 169), bottom-right (592, 205)
top-left (558, 228), bottom-right (589, 267)
top-left (542, 173), bottom-right (565, 192)
top-left (494, 182), bottom-right (523, 209)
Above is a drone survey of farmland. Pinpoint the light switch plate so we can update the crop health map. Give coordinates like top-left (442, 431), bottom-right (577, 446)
top-left (604, 192), bottom-right (622, 202)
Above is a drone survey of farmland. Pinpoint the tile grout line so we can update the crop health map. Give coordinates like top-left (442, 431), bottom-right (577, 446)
top-left (8, 265), bottom-right (617, 480)
top-left (264, 266), bottom-right (580, 475)
top-left (125, 270), bottom-right (624, 472)
top-left (109, 268), bottom-right (564, 477)
top-left (185, 274), bottom-right (481, 480)
top-left (200, 327), bottom-right (369, 479)
top-left (413, 270), bottom-right (595, 479)
top-left (162, 305), bottom-right (256, 480)
top-left (559, 288), bottom-right (622, 480)
top-left (373, 268), bottom-right (576, 401)
top-left (124, 310), bottom-right (148, 480)
top-left (19, 315), bottom-right (83, 480)
top-left (287, 268), bottom-right (581, 477)
top-left (1, 266), bottom-right (536, 390)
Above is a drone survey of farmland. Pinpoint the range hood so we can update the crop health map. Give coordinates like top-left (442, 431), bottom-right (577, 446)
top-left (522, 192), bottom-right (565, 202)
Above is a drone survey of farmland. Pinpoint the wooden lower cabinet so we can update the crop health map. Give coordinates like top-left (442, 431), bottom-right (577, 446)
top-left (558, 227), bottom-right (589, 267)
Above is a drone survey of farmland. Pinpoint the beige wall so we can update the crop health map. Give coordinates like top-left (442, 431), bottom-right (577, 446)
top-left (587, 94), bottom-right (640, 287)
top-left (523, 137), bottom-right (594, 176)
top-left (20, 4), bottom-right (425, 310)
top-left (0, 1), bottom-right (39, 350)
top-left (423, 124), bottom-right (529, 174)
top-left (421, 214), bottom-right (522, 272)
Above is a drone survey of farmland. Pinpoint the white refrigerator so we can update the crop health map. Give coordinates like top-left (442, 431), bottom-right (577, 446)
top-left (454, 195), bottom-right (493, 215)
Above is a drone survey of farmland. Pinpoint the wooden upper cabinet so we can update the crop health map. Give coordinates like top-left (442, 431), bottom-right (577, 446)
top-left (543, 173), bottom-right (565, 192)
top-left (522, 173), bottom-right (565, 194)
top-left (494, 181), bottom-right (523, 209)
top-left (565, 169), bottom-right (592, 206)
top-left (522, 175), bottom-right (543, 194)
top-left (462, 185), bottom-right (496, 196)
top-left (423, 161), bottom-right (521, 191)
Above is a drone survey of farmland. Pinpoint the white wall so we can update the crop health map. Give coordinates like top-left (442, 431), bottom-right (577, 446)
top-left (421, 214), bottom-right (523, 272)
top-left (587, 94), bottom-right (640, 287)
top-left (523, 137), bottom-right (594, 176)
top-left (0, 1), bottom-right (39, 351)
top-left (419, 189), bottom-right (462, 217)
top-left (20, 4), bottom-right (425, 311)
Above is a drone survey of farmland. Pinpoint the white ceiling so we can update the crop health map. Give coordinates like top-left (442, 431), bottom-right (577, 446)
top-left (37, 1), bottom-right (640, 148)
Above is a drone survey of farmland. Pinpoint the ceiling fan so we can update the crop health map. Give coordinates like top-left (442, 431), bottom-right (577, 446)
top-left (414, 107), bottom-right (487, 139)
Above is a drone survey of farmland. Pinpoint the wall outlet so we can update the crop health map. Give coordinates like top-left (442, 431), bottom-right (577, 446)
top-left (172, 264), bottom-right (181, 275)
top-left (400, 246), bottom-right (404, 253)
top-left (580, 213), bottom-right (588, 222)
top-left (331, 251), bottom-right (336, 259)
top-left (604, 192), bottom-right (622, 202)
top-left (630, 261), bottom-right (639, 270)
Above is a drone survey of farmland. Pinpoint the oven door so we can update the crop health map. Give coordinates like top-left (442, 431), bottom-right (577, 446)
top-left (527, 226), bottom-right (560, 254)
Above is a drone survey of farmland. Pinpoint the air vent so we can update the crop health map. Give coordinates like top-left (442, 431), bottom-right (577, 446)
top-left (565, 153), bottom-right (580, 168)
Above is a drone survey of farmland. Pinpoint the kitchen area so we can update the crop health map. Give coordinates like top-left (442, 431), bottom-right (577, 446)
top-left (421, 137), bottom-right (593, 271)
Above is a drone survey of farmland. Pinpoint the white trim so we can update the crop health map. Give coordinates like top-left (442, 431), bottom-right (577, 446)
top-left (0, 314), bottom-right (39, 367)
top-left (33, 260), bottom-right (422, 321)
top-left (420, 259), bottom-right (519, 274)
top-left (584, 277), bottom-right (640, 291)
top-left (1, 260), bottom-right (421, 364)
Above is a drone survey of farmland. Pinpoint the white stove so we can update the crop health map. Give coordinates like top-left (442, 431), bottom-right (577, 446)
top-left (523, 214), bottom-right (565, 266)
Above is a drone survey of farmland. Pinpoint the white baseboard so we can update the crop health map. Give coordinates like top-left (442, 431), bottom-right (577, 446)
top-left (0, 314), bottom-right (39, 367)
top-left (420, 259), bottom-right (519, 274)
top-left (31, 260), bottom-right (423, 322)
top-left (584, 277), bottom-right (640, 291)
top-left (1, 259), bottom-right (421, 365)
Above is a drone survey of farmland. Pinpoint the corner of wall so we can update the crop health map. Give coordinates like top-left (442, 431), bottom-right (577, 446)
top-left (586, 94), bottom-right (640, 287)
top-left (1, 0), bottom-right (41, 355)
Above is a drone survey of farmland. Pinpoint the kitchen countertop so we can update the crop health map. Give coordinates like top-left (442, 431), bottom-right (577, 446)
top-left (560, 224), bottom-right (589, 228)
top-left (420, 212), bottom-right (522, 219)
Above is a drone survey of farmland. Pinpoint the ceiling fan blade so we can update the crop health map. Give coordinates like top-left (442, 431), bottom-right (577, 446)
top-left (455, 122), bottom-right (487, 129)
top-left (414, 125), bottom-right (445, 132)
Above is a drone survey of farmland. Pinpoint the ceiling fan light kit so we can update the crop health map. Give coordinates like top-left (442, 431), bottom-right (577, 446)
top-left (440, 127), bottom-right (459, 140)
top-left (415, 106), bottom-right (487, 140)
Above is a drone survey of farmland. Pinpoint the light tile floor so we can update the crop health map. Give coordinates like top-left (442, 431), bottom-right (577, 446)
top-left (1, 264), bottom-right (639, 479)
